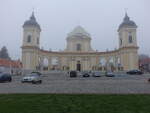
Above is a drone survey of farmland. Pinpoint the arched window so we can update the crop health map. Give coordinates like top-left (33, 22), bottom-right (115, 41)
top-left (51, 57), bottom-right (59, 65)
top-left (76, 44), bottom-right (81, 51)
top-left (27, 35), bottom-right (31, 43)
top-left (43, 57), bottom-right (49, 71)
top-left (120, 38), bottom-right (122, 46)
top-left (99, 58), bottom-right (106, 66)
top-left (37, 37), bottom-right (39, 44)
top-left (128, 32), bottom-right (133, 43)
top-left (77, 60), bottom-right (80, 64)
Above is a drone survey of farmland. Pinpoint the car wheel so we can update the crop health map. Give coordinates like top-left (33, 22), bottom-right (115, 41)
top-left (9, 78), bottom-right (12, 82)
top-left (32, 81), bottom-right (36, 84)
top-left (39, 80), bottom-right (42, 84)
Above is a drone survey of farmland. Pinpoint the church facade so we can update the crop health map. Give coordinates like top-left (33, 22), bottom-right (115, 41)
top-left (22, 12), bottom-right (139, 71)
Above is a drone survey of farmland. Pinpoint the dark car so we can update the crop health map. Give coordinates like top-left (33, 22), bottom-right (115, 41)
top-left (82, 71), bottom-right (90, 77)
top-left (0, 73), bottom-right (12, 82)
top-left (126, 70), bottom-right (143, 75)
top-left (69, 71), bottom-right (77, 77)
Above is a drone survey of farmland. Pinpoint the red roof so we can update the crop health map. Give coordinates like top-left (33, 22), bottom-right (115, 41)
top-left (0, 58), bottom-right (22, 68)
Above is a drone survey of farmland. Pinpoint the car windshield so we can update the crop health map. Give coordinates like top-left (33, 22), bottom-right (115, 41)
top-left (0, 74), bottom-right (3, 77)
top-left (31, 72), bottom-right (41, 75)
top-left (26, 74), bottom-right (38, 77)
top-left (32, 74), bottom-right (40, 76)
top-left (0, 73), bottom-right (10, 76)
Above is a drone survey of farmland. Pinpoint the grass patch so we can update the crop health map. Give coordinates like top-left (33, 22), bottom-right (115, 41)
top-left (0, 94), bottom-right (150, 113)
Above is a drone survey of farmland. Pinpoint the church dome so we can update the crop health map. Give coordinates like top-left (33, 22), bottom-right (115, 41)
top-left (68, 26), bottom-right (91, 37)
top-left (23, 12), bottom-right (41, 30)
top-left (118, 13), bottom-right (137, 30)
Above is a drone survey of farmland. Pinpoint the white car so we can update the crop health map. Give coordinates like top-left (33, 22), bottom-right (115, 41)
top-left (21, 74), bottom-right (42, 84)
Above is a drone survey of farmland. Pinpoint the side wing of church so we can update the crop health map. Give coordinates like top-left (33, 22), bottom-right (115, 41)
top-left (21, 12), bottom-right (139, 71)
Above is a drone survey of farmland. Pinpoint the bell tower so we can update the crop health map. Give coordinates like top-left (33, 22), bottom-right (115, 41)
top-left (118, 13), bottom-right (139, 70)
top-left (22, 12), bottom-right (41, 70)
top-left (118, 13), bottom-right (137, 48)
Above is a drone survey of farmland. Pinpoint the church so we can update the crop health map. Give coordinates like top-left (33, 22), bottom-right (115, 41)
top-left (21, 12), bottom-right (139, 71)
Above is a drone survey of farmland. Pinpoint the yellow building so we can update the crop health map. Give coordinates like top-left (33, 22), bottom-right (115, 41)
top-left (22, 12), bottom-right (139, 71)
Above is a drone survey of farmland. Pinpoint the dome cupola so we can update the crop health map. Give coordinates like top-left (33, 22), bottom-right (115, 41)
top-left (67, 26), bottom-right (91, 38)
top-left (23, 12), bottom-right (41, 31)
top-left (118, 13), bottom-right (137, 31)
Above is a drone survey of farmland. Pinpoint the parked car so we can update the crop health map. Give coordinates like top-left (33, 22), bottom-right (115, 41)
top-left (77, 71), bottom-right (83, 77)
top-left (82, 71), bottom-right (90, 77)
top-left (69, 71), bottom-right (77, 77)
top-left (88, 71), bottom-right (93, 76)
top-left (0, 73), bottom-right (12, 82)
top-left (105, 72), bottom-right (115, 77)
top-left (92, 72), bottom-right (101, 77)
top-left (126, 70), bottom-right (143, 75)
top-left (21, 74), bottom-right (42, 84)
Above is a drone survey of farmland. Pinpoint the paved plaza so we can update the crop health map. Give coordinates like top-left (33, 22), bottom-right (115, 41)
top-left (0, 72), bottom-right (150, 94)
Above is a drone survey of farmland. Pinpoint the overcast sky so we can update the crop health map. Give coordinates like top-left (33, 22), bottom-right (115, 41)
top-left (0, 0), bottom-right (150, 60)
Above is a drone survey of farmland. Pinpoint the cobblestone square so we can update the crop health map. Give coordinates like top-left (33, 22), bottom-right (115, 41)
top-left (0, 73), bottom-right (150, 94)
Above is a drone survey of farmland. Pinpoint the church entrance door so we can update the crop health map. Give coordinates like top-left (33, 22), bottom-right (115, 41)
top-left (76, 61), bottom-right (81, 71)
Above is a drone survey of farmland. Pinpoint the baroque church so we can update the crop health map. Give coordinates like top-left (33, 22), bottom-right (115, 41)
top-left (22, 12), bottom-right (139, 71)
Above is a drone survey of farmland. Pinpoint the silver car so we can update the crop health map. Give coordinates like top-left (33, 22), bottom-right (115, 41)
top-left (21, 74), bottom-right (42, 84)
top-left (105, 72), bottom-right (115, 77)
top-left (92, 72), bottom-right (101, 77)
